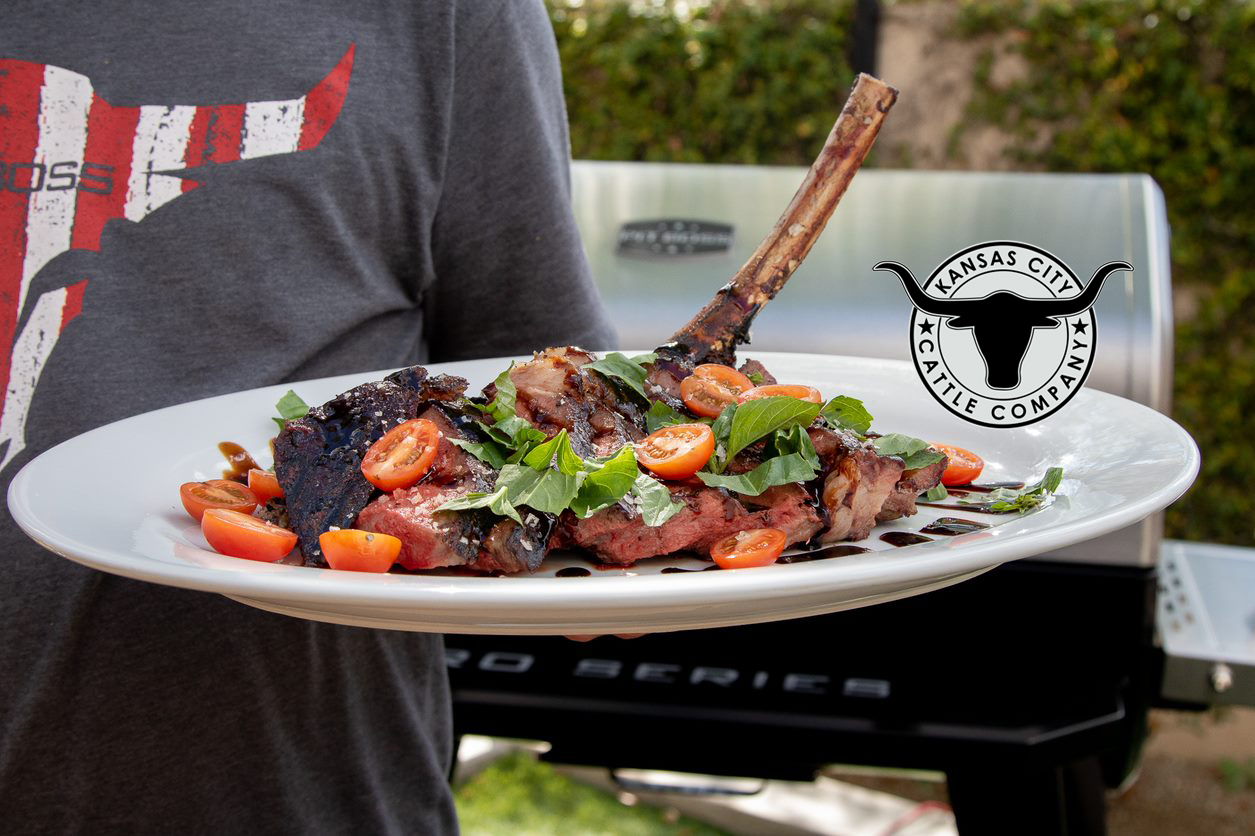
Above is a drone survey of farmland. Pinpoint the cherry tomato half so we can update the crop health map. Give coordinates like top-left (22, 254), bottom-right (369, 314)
top-left (710, 527), bottom-right (788, 569)
top-left (202, 508), bottom-right (297, 562)
top-left (680, 364), bottom-right (754, 418)
top-left (738, 384), bottom-right (823, 404)
top-left (319, 529), bottom-right (402, 573)
top-left (933, 444), bottom-right (985, 486)
top-left (361, 418), bottom-right (440, 492)
top-left (180, 479), bottom-right (258, 522)
top-left (247, 468), bottom-right (284, 503)
top-left (636, 423), bottom-right (716, 480)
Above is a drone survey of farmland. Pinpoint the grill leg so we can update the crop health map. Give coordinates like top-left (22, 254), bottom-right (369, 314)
top-left (946, 756), bottom-right (1107, 836)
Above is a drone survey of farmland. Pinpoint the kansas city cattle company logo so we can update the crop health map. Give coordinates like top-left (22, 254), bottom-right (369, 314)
top-left (877, 242), bottom-right (1131, 428)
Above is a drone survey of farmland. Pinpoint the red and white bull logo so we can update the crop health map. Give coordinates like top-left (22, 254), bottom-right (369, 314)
top-left (0, 45), bottom-right (354, 471)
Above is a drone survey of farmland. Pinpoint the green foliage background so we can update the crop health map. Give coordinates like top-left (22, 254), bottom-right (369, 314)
top-left (954, 0), bottom-right (1254, 545)
top-left (456, 751), bottom-right (728, 835)
top-left (552, 0), bottom-right (856, 163)
top-left (549, 0), bottom-right (1255, 545)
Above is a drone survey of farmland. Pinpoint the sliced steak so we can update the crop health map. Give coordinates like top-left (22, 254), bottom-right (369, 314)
top-left (507, 346), bottom-right (644, 458)
top-left (736, 483), bottom-right (825, 546)
top-left (357, 483), bottom-right (486, 570)
top-left (356, 401), bottom-right (555, 573)
top-left (877, 456), bottom-right (948, 523)
top-left (559, 482), bottom-right (823, 566)
top-left (420, 403), bottom-right (497, 490)
top-left (477, 516), bottom-right (553, 574)
top-left (273, 367), bottom-right (467, 567)
top-left (808, 427), bottom-right (905, 543)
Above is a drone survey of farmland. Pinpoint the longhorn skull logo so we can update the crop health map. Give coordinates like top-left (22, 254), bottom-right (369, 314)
top-left (879, 242), bottom-right (1130, 427)
top-left (878, 259), bottom-right (1131, 390)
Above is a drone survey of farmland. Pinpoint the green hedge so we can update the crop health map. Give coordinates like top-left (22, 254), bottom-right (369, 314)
top-left (953, 0), bottom-right (1255, 545)
top-left (551, 0), bottom-right (857, 164)
top-left (550, 0), bottom-right (1255, 545)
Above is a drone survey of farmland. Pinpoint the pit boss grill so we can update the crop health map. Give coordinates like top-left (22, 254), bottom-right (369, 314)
top-left (448, 163), bottom-right (1254, 834)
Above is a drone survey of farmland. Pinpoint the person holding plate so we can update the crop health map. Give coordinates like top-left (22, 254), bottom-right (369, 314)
top-left (0, 1), bottom-right (612, 832)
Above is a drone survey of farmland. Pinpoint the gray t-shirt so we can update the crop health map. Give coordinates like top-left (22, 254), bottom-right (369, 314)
top-left (0, 1), bottom-right (613, 832)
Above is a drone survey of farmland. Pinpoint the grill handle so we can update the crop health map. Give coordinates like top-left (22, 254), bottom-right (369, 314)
top-left (610, 770), bottom-right (766, 798)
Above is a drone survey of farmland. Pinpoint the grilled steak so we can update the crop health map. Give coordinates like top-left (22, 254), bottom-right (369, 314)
top-left (557, 481), bottom-right (823, 566)
top-left (273, 367), bottom-right (467, 567)
top-left (507, 346), bottom-right (645, 458)
top-left (877, 457), bottom-right (949, 523)
top-left (357, 483), bottom-right (487, 570)
top-left (355, 401), bottom-right (554, 573)
top-left (271, 77), bottom-right (915, 573)
top-left (808, 427), bottom-right (906, 543)
top-left (643, 343), bottom-right (695, 410)
top-left (477, 515), bottom-right (554, 574)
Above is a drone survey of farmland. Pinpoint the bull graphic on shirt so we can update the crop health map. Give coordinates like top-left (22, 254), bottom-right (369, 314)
top-left (0, 46), bottom-right (354, 472)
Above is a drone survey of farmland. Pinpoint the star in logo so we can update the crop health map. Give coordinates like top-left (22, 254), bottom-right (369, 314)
top-left (918, 321), bottom-right (935, 334)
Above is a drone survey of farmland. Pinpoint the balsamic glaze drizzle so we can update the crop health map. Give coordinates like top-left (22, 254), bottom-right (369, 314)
top-left (954, 481), bottom-right (1027, 493)
top-left (778, 545), bottom-right (870, 563)
top-left (880, 531), bottom-right (932, 547)
top-left (920, 517), bottom-right (991, 536)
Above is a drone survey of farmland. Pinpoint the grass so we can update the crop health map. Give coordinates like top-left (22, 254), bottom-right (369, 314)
top-left (455, 751), bottom-right (730, 836)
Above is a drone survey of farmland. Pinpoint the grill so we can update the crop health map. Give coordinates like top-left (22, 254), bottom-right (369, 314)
top-left (447, 163), bottom-right (1229, 833)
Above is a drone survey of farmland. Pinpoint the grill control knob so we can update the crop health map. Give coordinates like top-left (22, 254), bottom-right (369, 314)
top-left (1210, 663), bottom-right (1234, 694)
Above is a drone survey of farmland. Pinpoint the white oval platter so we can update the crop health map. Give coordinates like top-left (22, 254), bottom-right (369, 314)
top-left (8, 353), bottom-right (1199, 634)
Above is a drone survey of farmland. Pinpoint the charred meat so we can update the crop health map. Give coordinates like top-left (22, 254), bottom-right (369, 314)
top-left (877, 458), bottom-right (950, 524)
top-left (273, 367), bottom-right (467, 566)
top-left (556, 482), bottom-right (823, 566)
top-left (355, 402), bottom-right (553, 573)
top-left (506, 346), bottom-right (644, 458)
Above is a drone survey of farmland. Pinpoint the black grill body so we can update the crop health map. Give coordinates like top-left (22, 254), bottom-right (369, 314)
top-left (449, 559), bottom-right (1159, 832)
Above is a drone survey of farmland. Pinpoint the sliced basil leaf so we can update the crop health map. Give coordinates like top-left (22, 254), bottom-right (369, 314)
top-left (872, 433), bottom-right (946, 470)
top-left (958, 466), bottom-right (1064, 513)
top-left (571, 445), bottom-right (639, 519)
top-left (767, 424), bottom-right (822, 471)
top-left (436, 485), bottom-right (523, 524)
top-left (275, 389), bottom-right (309, 420)
top-left (628, 351), bottom-right (658, 366)
top-left (696, 453), bottom-right (820, 496)
top-left (470, 365), bottom-right (519, 423)
top-left (586, 352), bottom-right (653, 401)
top-left (495, 463), bottom-right (582, 516)
top-left (522, 429), bottom-right (583, 475)
top-left (273, 389), bottom-right (310, 430)
top-left (478, 416), bottom-right (546, 449)
top-left (448, 437), bottom-right (508, 470)
top-left (746, 371), bottom-right (765, 385)
top-left (923, 483), bottom-right (949, 502)
top-left (821, 395), bottom-right (874, 436)
top-left (708, 402), bottom-right (738, 473)
top-left (726, 397), bottom-right (822, 464)
top-left (645, 399), bottom-right (688, 434)
top-left (1036, 466), bottom-right (1064, 494)
top-left (902, 449), bottom-right (946, 470)
top-left (871, 432), bottom-right (928, 458)
top-left (630, 473), bottom-right (684, 527)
